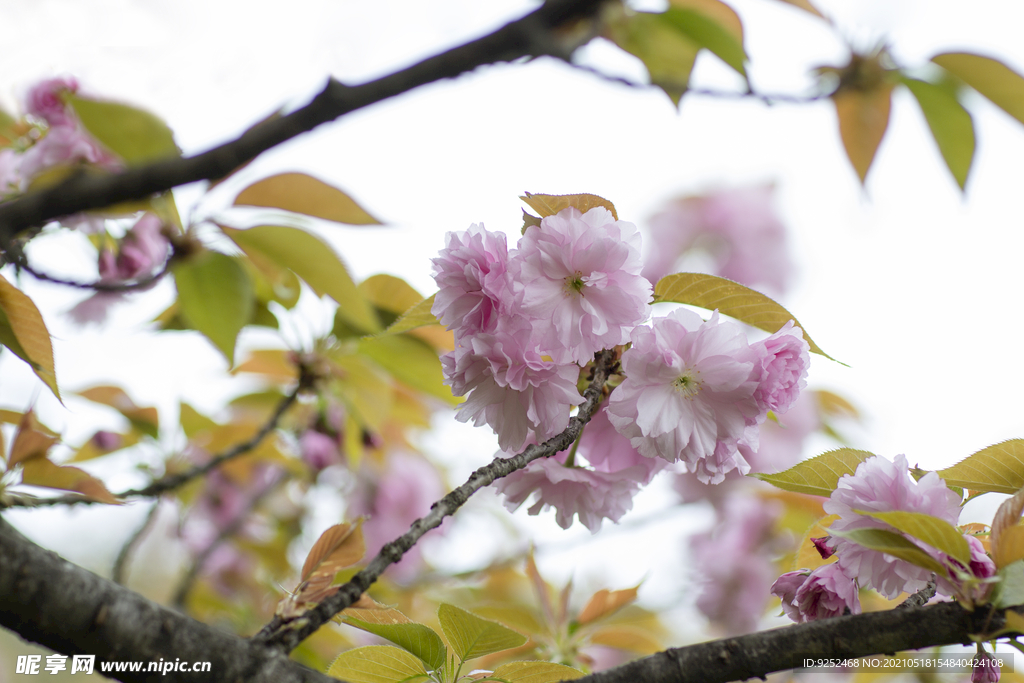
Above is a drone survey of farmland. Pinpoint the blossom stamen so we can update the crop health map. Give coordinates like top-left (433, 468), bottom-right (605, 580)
top-left (672, 371), bottom-right (703, 399)
top-left (564, 271), bottom-right (586, 296)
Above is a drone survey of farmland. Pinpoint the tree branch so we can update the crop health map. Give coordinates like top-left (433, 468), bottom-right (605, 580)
top-left (0, 0), bottom-right (609, 250)
top-left (253, 348), bottom-right (619, 651)
top-left (0, 515), bottom-right (338, 683)
top-left (13, 257), bottom-right (172, 292)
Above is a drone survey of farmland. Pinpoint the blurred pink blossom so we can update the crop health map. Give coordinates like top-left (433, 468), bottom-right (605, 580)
top-left (643, 185), bottom-right (793, 297)
top-left (25, 77), bottom-right (79, 127)
top-left (494, 453), bottom-right (644, 532)
top-left (772, 563), bottom-right (860, 623)
top-left (349, 453), bottom-right (444, 581)
top-left (113, 213), bottom-right (169, 279)
top-left (299, 430), bottom-right (342, 471)
top-left (578, 405), bottom-right (666, 485)
top-left (510, 206), bottom-right (651, 364)
top-left (824, 453), bottom-right (962, 599)
top-left (972, 651), bottom-right (1001, 683)
top-left (691, 496), bottom-right (780, 634)
top-left (607, 309), bottom-right (762, 482)
top-left (0, 149), bottom-right (21, 196)
top-left (431, 224), bottom-right (511, 340)
top-left (19, 124), bottom-right (116, 180)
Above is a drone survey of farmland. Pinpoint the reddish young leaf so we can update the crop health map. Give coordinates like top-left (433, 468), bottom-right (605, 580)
top-left (8, 410), bottom-right (59, 469)
top-left (301, 521), bottom-right (366, 582)
top-left (20, 457), bottom-right (120, 504)
top-left (577, 587), bottom-right (639, 625)
top-left (833, 83), bottom-right (894, 183)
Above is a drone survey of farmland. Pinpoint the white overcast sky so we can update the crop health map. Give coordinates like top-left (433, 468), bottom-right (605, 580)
top-left (1, 0), bottom-right (1023, 624)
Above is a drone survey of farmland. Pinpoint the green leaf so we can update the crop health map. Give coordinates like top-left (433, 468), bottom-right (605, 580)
top-left (604, 9), bottom-right (699, 105)
top-left (67, 94), bottom-right (179, 164)
top-left (0, 275), bottom-right (60, 400)
top-left (519, 192), bottom-right (618, 221)
top-left (936, 440), bottom-right (1024, 495)
top-left (830, 527), bottom-right (949, 576)
top-left (932, 52), bottom-right (1024, 126)
top-left (662, 3), bottom-right (747, 79)
top-left (857, 510), bottom-right (970, 565)
top-left (327, 645), bottom-right (429, 683)
top-left (222, 225), bottom-right (380, 334)
top-left (902, 77), bottom-right (975, 190)
top-left (488, 661), bottom-right (585, 682)
top-left (329, 353), bottom-right (394, 431)
top-left (234, 172), bottom-right (381, 225)
top-left (358, 335), bottom-right (458, 405)
top-left (437, 604), bottom-right (527, 663)
top-left (751, 448), bottom-right (875, 497)
top-left (653, 272), bottom-right (835, 360)
top-left (342, 618), bottom-right (446, 672)
top-left (173, 251), bottom-right (254, 365)
top-left (995, 560), bottom-right (1024, 609)
top-left (358, 275), bottom-right (424, 317)
top-left (381, 295), bottom-right (439, 336)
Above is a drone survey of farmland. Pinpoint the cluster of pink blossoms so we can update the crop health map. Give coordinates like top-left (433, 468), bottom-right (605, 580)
top-left (431, 206), bottom-right (811, 531)
top-left (772, 454), bottom-right (995, 623)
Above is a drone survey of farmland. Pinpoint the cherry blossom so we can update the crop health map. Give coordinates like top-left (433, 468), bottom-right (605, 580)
top-left (606, 308), bottom-right (762, 480)
top-left (431, 223), bottom-right (511, 339)
top-left (510, 206), bottom-right (651, 363)
top-left (25, 77), bottom-right (79, 127)
top-left (824, 453), bottom-right (962, 599)
top-left (972, 651), bottom-right (1001, 683)
top-left (771, 563), bottom-right (861, 623)
top-left (751, 320), bottom-right (810, 415)
top-left (577, 405), bottom-right (666, 485)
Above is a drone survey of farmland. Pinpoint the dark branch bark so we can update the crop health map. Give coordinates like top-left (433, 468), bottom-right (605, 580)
top-left (0, 516), bottom-right (336, 683)
top-left (0, 0), bottom-right (607, 250)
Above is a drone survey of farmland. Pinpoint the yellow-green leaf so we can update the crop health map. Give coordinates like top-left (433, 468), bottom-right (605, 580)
top-left (858, 510), bottom-right (970, 566)
top-left (752, 448), bottom-right (875, 497)
top-left (520, 193), bottom-right (618, 221)
top-left (76, 385), bottom-right (159, 438)
top-left (936, 440), bottom-right (1024, 495)
top-left (932, 52), bottom-right (1024, 126)
top-left (653, 272), bottom-right (834, 360)
top-left (381, 294), bottom-right (438, 335)
top-left (437, 604), bottom-right (527, 663)
top-left (489, 661), bottom-right (585, 682)
top-left (662, 0), bottom-right (747, 79)
top-left (234, 172), bottom-right (381, 225)
top-left (20, 457), bottom-right (119, 504)
top-left (342, 617), bottom-right (446, 672)
top-left (67, 94), bottom-right (179, 165)
top-left (830, 527), bottom-right (949, 576)
top-left (327, 645), bottom-right (429, 683)
top-left (1004, 609), bottom-right (1024, 633)
top-left (358, 275), bottom-right (423, 317)
top-left (358, 335), bottom-right (457, 405)
top-left (173, 250), bottom-right (254, 365)
top-left (329, 352), bottom-right (394, 431)
top-left (833, 83), bottom-right (894, 183)
top-left (604, 9), bottom-right (699, 105)
top-left (995, 559), bottom-right (1024, 609)
top-left (902, 77), bottom-right (975, 190)
top-left (769, 0), bottom-right (827, 20)
top-left (0, 275), bottom-right (59, 400)
top-left (222, 225), bottom-right (380, 333)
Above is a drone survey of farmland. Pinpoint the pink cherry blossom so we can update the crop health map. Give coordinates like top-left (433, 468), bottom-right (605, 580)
top-left (431, 224), bottom-right (511, 339)
top-left (823, 453), bottom-right (962, 599)
top-left (972, 652), bottom-right (1001, 683)
top-left (25, 77), bottom-right (79, 127)
top-left (114, 213), bottom-right (169, 279)
top-left (442, 327), bottom-right (583, 452)
top-left (966, 535), bottom-right (996, 579)
top-left (643, 185), bottom-right (793, 297)
top-left (510, 207), bottom-right (651, 363)
top-left (494, 453), bottom-right (644, 532)
top-left (578, 405), bottom-right (666, 485)
top-left (772, 563), bottom-right (860, 623)
top-left (18, 124), bottom-right (117, 180)
top-left (299, 430), bottom-right (342, 471)
top-left (751, 321), bottom-right (810, 415)
top-left (691, 496), bottom-right (780, 634)
top-left (606, 308), bottom-right (762, 480)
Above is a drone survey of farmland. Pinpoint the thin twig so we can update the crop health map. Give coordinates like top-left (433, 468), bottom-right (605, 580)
top-left (0, 380), bottom-right (304, 509)
top-left (252, 348), bottom-right (618, 652)
top-left (896, 576), bottom-right (938, 609)
top-left (171, 470), bottom-right (288, 608)
top-left (112, 501), bottom-right (161, 585)
top-left (15, 258), bottom-right (172, 292)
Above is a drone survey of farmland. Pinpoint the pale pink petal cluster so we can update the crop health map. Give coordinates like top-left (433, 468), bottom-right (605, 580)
top-left (511, 207), bottom-right (651, 363)
top-left (494, 453), bottom-right (644, 532)
top-left (431, 224), bottom-right (511, 339)
top-left (772, 564), bottom-right (861, 623)
top-left (823, 453), bottom-right (962, 598)
top-left (751, 320), bottom-right (810, 414)
top-left (98, 213), bottom-right (169, 281)
top-left (25, 77), bottom-right (79, 127)
top-left (643, 185), bottom-right (793, 297)
top-left (606, 308), bottom-right (765, 482)
top-left (299, 430), bottom-right (342, 471)
top-left (577, 406), bottom-right (666, 485)
top-left (690, 496), bottom-right (780, 634)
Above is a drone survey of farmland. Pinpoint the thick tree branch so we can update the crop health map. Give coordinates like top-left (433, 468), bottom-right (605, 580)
top-left (0, 515), bottom-right (337, 683)
top-left (254, 349), bottom-right (619, 651)
top-left (0, 0), bottom-right (608, 250)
